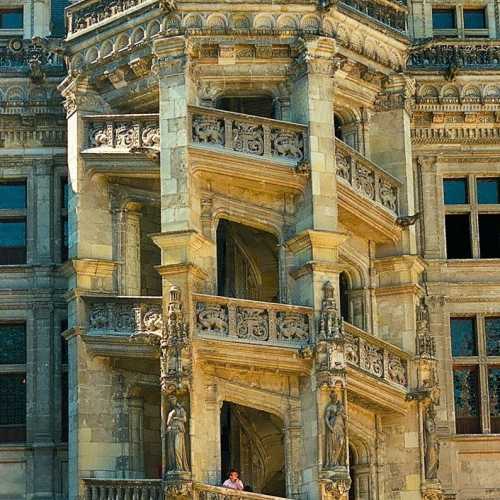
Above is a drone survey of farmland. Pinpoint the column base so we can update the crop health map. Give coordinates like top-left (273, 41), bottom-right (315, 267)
top-left (164, 472), bottom-right (193, 499)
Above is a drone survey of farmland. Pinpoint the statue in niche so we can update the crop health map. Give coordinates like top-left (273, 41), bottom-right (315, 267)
top-left (166, 395), bottom-right (190, 473)
top-left (424, 404), bottom-right (440, 480)
top-left (324, 382), bottom-right (347, 468)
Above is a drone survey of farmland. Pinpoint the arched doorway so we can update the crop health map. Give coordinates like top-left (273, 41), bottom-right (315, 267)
top-left (348, 441), bottom-right (372, 500)
top-left (216, 219), bottom-right (279, 302)
top-left (220, 402), bottom-right (286, 496)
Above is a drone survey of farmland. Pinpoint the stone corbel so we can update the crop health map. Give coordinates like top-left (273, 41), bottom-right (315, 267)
top-left (59, 76), bottom-right (111, 118)
top-left (129, 57), bottom-right (151, 78)
top-left (104, 68), bottom-right (127, 89)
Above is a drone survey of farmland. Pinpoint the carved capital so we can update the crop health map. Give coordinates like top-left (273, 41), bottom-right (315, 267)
top-left (153, 36), bottom-right (188, 78)
top-left (320, 474), bottom-right (351, 500)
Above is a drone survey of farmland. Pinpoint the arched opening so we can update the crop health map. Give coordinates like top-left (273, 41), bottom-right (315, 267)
top-left (334, 113), bottom-right (344, 141)
top-left (216, 219), bottom-right (279, 302)
top-left (340, 272), bottom-right (350, 323)
top-left (348, 439), bottom-right (372, 500)
top-left (349, 446), bottom-right (356, 500)
top-left (216, 95), bottom-right (275, 119)
top-left (220, 402), bottom-right (286, 496)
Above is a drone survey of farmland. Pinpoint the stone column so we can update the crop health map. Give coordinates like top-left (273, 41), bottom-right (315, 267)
top-left (30, 302), bottom-right (56, 500)
top-left (370, 75), bottom-right (417, 254)
top-left (60, 77), bottom-right (116, 500)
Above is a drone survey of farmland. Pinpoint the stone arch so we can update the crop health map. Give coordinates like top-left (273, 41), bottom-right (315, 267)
top-left (71, 54), bottom-right (84, 72)
top-left (322, 17), bottom-right (335, 35)
top-left (230, 14), bottom-right (251, 30)
top-left (349, 32), bottom-right (364, 53)
top-left (131, 27), bottom-right (145, 44)
top-left (29, 86), bottom-right (47, 102)
top-left (253, 13), bottom-right (275, 30)
top-left (164, 14), bottom-right (181, 32)
top-left (276, 14), bottom-right (298, 31)
top-left (146, 19), bottom-right (161, 37)
top-left (115, 33), bottom-right (130, 52)
top-left (483, 84), bottom-right (500, 100)
top-left (461, 84), bottom-right (482, 102)
top-left (335, 24), bottom-right (349, 45)
top-left (182, 13), bottom-right (202, 29)
top-left (440, 84), bottom-right (460, 101)
top-left (100, 40), bottom-right (113, 58)
top-left (85, 47), bottom-right (98, 63)
top-left (6, 86), bottom-right (25, 101)
top-left (348, 428), bottom-right (376, 500)
top-left (300, 14), bottom-right (321, 32)
top-left (418, 85), bottom-right (439, 102)
top-left (206, 13), bottom-right (227, 31)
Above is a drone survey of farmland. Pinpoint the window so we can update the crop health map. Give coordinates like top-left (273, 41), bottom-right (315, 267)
top-left (444, 178), bottom-right (468, 204)
top-left (433, 9), bottom-right (456, 30)
top-left (477, 178), bottom-right (500, 204)
top-left (443, 176), bottom-right (500, 259)
top-left (433, 7), bottom-right (488, 38)
top-left (464, 9), bottom-right (486, 29)
top-left (216, 96), bottom-right (275, 119)
top-left (0, 181), bottom-right (27, 265)
top-left (445, 214), bottom-right (472, 258)
top-left (451, 316), bottom-right (500, 434)
top-left (0, 8), bottom-right (23, 29)
top-left (0, 323), bottom-right (26, 443)
top-left (61, 178), bottom-right (68, 262)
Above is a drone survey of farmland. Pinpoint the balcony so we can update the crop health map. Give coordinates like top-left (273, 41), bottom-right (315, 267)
top-left (335, 139), bottom-right (400, 217)
top-left (193, 293), bottom-right (313, 348)
top-left (82, 479), bottom-right (293, 500)
top-left (344, 322), bottom-right (409, 390)
top-left (83, 295), bottom-right (162, 356)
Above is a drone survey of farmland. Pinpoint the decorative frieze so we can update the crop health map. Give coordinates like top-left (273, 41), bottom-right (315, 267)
top-left (86, 297), bottom-right (163, 337)
top-left (344, 324), bottom-right (409, 388)
top-left (339, 0), bottom-right (406, 33)
top-left (190, 106), bottom-right (307, 166)
top-left (84, 114), bottom-right (160, 152)
top-left (194, 294), bottom-right (313, 346)
top-left (335, 138), bottom-right (400, 216)
top-left (409, 42), bottom-right (500, 70)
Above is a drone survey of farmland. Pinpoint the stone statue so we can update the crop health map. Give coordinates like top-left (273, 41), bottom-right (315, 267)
top-left (424, 405), bottom-right (440, 480)
top-left (166, 396), bottom-right (189, 472)
top-left (324, 383), bottom-right (347, 468)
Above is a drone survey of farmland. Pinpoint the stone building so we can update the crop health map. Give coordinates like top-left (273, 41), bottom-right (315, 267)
top-left (1, 0), bottom-right (500, 498)
top-left (0, 0), bottom-right (69, 499)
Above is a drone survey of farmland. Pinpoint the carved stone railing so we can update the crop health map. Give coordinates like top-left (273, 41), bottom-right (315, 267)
top-left (193, 294), bottom-right (313, 347)
top-left (85, 296), bottom-right (162, 337)
top-left (339, 0), bottom-right (407, 33)
top-left (82, 478), bottom-right (162, 500)
top-left (344, 322), bottom-right (409, 389)
top-left (67, 0), bottom-right (154, 36)
top-left (193, 483), bottom-right (293, 500)
top-left (83, 114), bottom-right (160, 152)
top-left (408, 40), bottom-right (500, 69)
top-left (189, 106), bottom-right (308, 168)
top-left (335, 138), bottom-right (401, 216)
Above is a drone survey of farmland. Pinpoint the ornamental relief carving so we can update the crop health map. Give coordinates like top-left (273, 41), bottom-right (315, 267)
top-left (233, 122), bottom-right (264, 156)
top-left (236, 308), bottom-right (269, 341)
top-left (196, 303), bottom-right (228, 336)
top-left (192, 115), bottom-right (224, 146)
top-left (276, 312), bottom-right (309, 341)
top-left (271, 129), bottom-right (304, 160)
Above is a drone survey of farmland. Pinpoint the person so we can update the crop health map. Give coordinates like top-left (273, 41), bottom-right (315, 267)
top-left (222, 469), bottom-right (244, 490)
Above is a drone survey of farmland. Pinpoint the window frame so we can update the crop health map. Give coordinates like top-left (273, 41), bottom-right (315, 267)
top-left (451, 314), bottom-right (500, 434)
top-left (432, 5), bottom-right (489, 39)
top-left (443, 174), bottom-right (500, 260)
top-left (0, 7), bottom-right (23, 31)
top-left (0, 321), bottom-right (27, 443)
top-left (0, 179), bottom-right (27, 266)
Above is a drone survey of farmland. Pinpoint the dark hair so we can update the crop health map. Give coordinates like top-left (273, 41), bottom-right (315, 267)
top-left (229, 469), bottom-right (239, 475)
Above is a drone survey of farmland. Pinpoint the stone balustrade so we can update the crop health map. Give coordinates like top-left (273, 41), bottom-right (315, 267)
top-left (193, 483), bottom-right (293, 500)
top-left (82, 478), bottom-right (162, 500)
top-left (339, 0), bottom-right (407, 32)
top-left (408, 41), bottom-right (500, 69)
top-left (193, 294), bottom-right (313, 346)
top-left (344, 322), bottom-right (409, 389)
top-left (335, 138), bottom-right (400, 216)
top-left (83, 114), bottom-right (160, 152)
top-left (67, 0), bottom-right (155, 35)
top-left (85, 296), bottom-right (162, 337)
top-left (189, 106), bottom-right (308, 168)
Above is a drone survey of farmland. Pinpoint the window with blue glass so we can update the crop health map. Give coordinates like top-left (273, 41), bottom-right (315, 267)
top-left (0, 9), bottom-right (23, 29)
top-left (0, 181), bottom-right (25, 209)
top-left (432, 9), bottom-right (456, 29)
top-left (444, 178), bottom-right (468, 204)
top-left (0, 323), bottom-right (26, 364)
top-left (0, 180), bottom-right (27, 265)
top-left (452, 315), bottom-right (500, 434)
top-left (477, 178), bottom-right (500, 204)
top-left (464, 9), bottom-right (486, 30)
top-left (61, 178), bottom-right (68, 262)
top-left (451, 318), bottom-right (477, 356)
